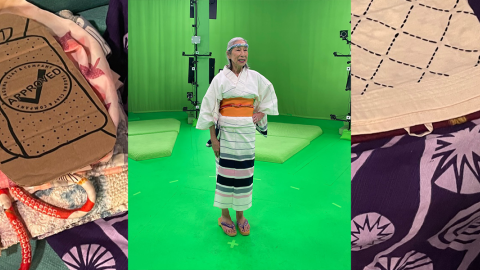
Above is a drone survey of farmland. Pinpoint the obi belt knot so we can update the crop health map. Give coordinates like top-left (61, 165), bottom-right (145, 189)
top-left (219, 97), bottom-right (254, 117)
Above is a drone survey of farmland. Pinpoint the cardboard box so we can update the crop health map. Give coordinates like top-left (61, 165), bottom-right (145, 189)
top-left (0, 14), bottom-right (116, 187)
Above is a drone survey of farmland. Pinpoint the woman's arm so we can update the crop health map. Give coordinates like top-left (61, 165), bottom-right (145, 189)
top-left (210, 125), bottom-right (220, 158)
top-left (197, 77), bottom-right (220, 130)
top-left (254, 75), bottom-right (278, 137)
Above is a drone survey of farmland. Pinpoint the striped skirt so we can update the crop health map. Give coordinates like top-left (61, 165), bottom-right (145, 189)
top-left (214, 125), bottom-right (255, 211)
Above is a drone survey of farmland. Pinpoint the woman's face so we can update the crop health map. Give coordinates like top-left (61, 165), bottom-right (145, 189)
top-left (228, 40), bottom-right (248, 68)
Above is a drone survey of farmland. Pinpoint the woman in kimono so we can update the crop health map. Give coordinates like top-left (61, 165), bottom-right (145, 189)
top-left (196, 37), bottom-right (278, 237)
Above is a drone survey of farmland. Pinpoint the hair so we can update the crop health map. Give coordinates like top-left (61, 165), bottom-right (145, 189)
top-left (226, 37), bottom-right (249, 70)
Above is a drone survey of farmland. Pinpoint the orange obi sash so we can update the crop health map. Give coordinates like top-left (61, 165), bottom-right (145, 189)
top-left (219, 97), bottom-right (255, 117)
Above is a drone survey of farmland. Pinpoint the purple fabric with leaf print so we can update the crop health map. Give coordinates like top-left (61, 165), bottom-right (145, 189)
top-left (351, 119), bottom-right (480, 270)
top-left (469, 0), bottom-right (480, 22)
top-left (46, 212), bottom-right (128, 270)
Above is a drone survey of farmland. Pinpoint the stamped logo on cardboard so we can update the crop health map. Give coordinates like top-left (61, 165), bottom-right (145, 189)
top-left (0, 62), bottom-right (72, 112)
top-left (0, 14), bottom-right (117, 187)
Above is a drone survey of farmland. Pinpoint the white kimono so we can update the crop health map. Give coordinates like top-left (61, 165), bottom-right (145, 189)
top-left (196, 66), bottom-right (278, 211)
top-left (196, 66), bottom-right (278, 133)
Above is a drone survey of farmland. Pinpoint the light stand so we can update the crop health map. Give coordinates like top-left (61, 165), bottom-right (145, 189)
top-left (182, 0), bottom-right (212, 119)
top-left (331, 30), bottom-right (351, 131)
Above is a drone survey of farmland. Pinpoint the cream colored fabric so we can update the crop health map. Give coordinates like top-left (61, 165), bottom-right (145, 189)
top-left (351, 0), bottom-right (480, 135)
top-left (405, 123), bottom-right (433, 137)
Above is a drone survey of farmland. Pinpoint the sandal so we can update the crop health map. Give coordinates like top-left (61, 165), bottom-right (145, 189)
top-left (237, 219), bottom-right (250, 236)
top-left (218, 217), bottom-right (237, 237)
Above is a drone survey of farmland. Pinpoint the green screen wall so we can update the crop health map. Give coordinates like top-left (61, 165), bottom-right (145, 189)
top-left (130, 0), bottom-right (351, 119)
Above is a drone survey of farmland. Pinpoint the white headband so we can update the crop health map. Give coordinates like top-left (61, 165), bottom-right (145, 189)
top-left (227, 43), bottom-right (249, 51)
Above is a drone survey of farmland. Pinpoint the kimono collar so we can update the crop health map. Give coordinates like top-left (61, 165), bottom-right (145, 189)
top-left (223, 66), bottom-right (248, 85)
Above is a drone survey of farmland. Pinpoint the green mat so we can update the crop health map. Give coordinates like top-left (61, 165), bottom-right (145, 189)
top-left (129, 118), bottom-right (181, 135)
top-left (128, 116), bottom-right (140, 121)
top-left (340, 129), bottom-right (351, 141)
top-left (254, 122), bottom-right (323, 163)
top-left (255, 135), bottom-right (310, 163)
top-left (260, 122), bottom-right (322, 141)
top-left (129, 131), bottom-right (179, 161)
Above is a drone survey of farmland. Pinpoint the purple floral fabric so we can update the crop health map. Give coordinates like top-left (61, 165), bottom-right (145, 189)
top-left (352, 119), bottom-right (480, 270)
top-left (469, 0), bottom-right (480, 22)
top-left (46, 212), bottom-right (128, 270)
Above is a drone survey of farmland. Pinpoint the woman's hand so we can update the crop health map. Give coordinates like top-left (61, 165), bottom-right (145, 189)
top-left (212, 138), bottom-right (220, 158)
top-left (253, 112), bottom-right (265, 124)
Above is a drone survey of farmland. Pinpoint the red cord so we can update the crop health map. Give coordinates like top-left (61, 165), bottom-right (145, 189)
top-left (9, 186), bottom-right (95, 219)
top-left (0, 189), bottom-right (31, 270)
top-left (0, 177), bottom-right (95, 270)
top-left (219, 104), bottom-right (254, 110)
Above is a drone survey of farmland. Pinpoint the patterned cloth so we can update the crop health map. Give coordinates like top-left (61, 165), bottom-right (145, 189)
top-left (46, 212), bottom-right (128, 270)
top-left (351, 0), bottom-right (480, 135)
top-left (227, 43), bottom-right (248, 51)
top-left (103, 0), bottom-right (128, 106)
top-left (214, 126), bottom-right (256, 211)
top-left (351, 118), bottom-right (480, 270)
top-left (0, 169), bottom-right (128, 250)
top-left (469, 0), bottom-right (480, 21)
top-left (352, 112), bottom-right (480, 144)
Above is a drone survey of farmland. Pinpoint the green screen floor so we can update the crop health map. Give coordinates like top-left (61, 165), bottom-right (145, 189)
top-left (129, 112), bottom-right (351, 270)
